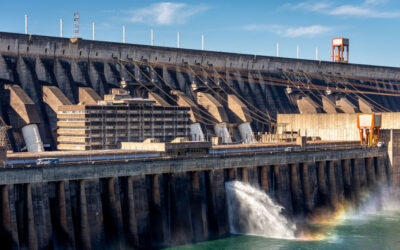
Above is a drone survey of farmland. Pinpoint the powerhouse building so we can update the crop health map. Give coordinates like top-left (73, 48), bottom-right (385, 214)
top-left (57, 89), bottom-right (191, 150)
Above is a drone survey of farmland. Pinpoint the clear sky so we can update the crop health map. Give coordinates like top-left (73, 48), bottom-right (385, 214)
top-left (1, 0), bottom-right (400, 67)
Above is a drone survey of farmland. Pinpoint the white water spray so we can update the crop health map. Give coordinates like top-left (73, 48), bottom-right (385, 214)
top-left (225, 181), bottom-right (297, 239)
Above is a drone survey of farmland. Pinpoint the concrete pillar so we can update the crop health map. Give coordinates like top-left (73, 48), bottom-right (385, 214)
top-left (301, 163), bottom-right (313, 214)
top-left (131, 176), bottom-right (151, 248)
top-left (342, 159), bottom-right (355, 203)
top-left (227, 168), bottom-right (236, 181)
top-left (123, 176), bottom-right (139, 247)
top-left (260, 166), bottom-right (269, 193)
top-left (89, 62), bottom-right (106, 97)
top-left (25, 184), bottom-right (38, 250)
top-left (71, 60), bottom-right (86, 84)
top-left (242, 167), bottom-right (248, 182)
top-left (290, 163), bottom-right (303, 215)
top-left (77, 180), bottom-right (91, 250)
top-left (54, 181), bottom-right (74, 248)
top-left (376, 157), bottom-right (388, 184)
top-left (366, 158), bottom-right (376, 189)
top-left (104, 63), bottom-right (120, 86)
top-left (85, 180), bottom-right (105, 249)
top-left (190, 171), bottom-right (208, 241)
top-left (205, 169), bottom-right (229, 237)
top-left (102, 177), bottom-right (124, 249)
top-left (278, 165), bottom-right (293, 216)
top-left (317, 162), bottom-right (329, 208)
top-left (34, 57), bottom-right (51, 83)
top-left (273, 165), bottom-right (281, 203)
top-left (0, 55), bottom-right (12, 81)
top-left (148, 174), bottom-right (169, 247)
top-left (352, 159), bottom-right (361, 203)
top-left (0, 185), bottom-right (18, 249)
top-left (31, 184), bottom-right (53, 249)
top-left (327, 161), bottom-right (338, 209)
top-left (54, 59), bottom-right (78, 103)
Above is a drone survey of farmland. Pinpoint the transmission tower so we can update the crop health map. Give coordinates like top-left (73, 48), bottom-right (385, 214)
top-left (74, 12), bottom-right (79, 38)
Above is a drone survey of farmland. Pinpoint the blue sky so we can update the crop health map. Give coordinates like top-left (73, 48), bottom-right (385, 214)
top-left (1, 0), bottom-right (400, 67)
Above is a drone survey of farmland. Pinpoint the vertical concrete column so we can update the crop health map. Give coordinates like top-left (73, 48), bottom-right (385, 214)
top-left (342, 159), bottom-right (354, 202)
top-left (103, 177), bottom-right (124, 248)
top-left (77, 180), bottom-right (91, 250)
top-left (352, 159), bottom-right (361, 203)
top-left (290, 163), bottom-right (303, 215)
top-left (273, 165), bottom-right (281, 203)
top-left (89, 62), bottom-right (106, 97)
top-left (148, 174), bottom-right (169, 247)
top-left (31, 183), bottom-right (53, 249)
top-left (55, 181), bottom-right (74, 248)
top-left (0, 55), bottom-right (12, 81)
top-left (327, 161), bottom-right (338, 209)
top-left (190, 171), bottom-right (208, 242)
top-left (54, 59), bottom-right (78, 102)
top-left (317, 162), bottom-right (329, 207)
top-left (0, 185), bottom-right (18, 249)
top-left (71, 60), bottom-right (86, 84)
top-left (277, 165), bottom-right (293, 216)
top-left (376, 157), bottom-right (388, 184)
top-left (169, 173), bottom-right (193, 245)
top-left (124, 176), bottom-right (139, 247)
top-left (205, 169), bottom-right (229, 237)
top-left (242, 167), bottom-right (249, 182)
top-left (227, 168), bottom-right (236, 181)
top-left (365, 158), bottom-right (376, 189)
top-left (301, 163), bottom-right (313, 214)
top-left (247, 166), bottom-right (259, 186)
top-left (260, 166), bottom-right (269, 193)
top-left (85, 180), bottom-right (105, 249)
top-left (25, 184), bottom-right (38, 250)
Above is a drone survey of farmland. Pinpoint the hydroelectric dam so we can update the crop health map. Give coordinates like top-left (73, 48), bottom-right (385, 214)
top-left (0, 32), bottom-right (399, 249)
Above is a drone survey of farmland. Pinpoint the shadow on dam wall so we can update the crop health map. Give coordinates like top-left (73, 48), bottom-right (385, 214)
top-left (0, 155), bottom-right (391, 249)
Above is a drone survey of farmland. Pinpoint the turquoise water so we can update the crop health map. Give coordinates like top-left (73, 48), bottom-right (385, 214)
top-left (170, 186), bottom-right (400, 250)
top-left (170, 211), bottom-right (400, 249)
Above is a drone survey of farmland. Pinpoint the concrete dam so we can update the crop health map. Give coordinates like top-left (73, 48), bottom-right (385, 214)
top-left (0, 31), bottom-right (399, 249)
top-left (1, 32), bottom-right (400, 151)
top-left (0, 144), bottom-right (390, 249)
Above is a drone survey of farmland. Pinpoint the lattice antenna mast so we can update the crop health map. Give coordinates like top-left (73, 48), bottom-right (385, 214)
top-left (74, 12), bottom-right (79, 38)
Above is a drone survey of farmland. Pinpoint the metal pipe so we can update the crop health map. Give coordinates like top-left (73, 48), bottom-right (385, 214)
top-left (92, 22), bottom-right (95, 40)
top-left (122, 25), bottom-right (126, 43)
top-left (25, 14), bottom-right (28, 34)
top-left (22, 124), bottom-right (44, 152)
top-left (316, 47), bottom-right (319, 60)
top-left (151, 28), bottom-right (154, 45)
top-left (60, 18), bottom-right (63, 37)
top-left (201, 34), bottom-right (204, 50)
top-left (177, 31), bottom-right (180, 48)
top-left (297, 45), bottom-right (300, 59)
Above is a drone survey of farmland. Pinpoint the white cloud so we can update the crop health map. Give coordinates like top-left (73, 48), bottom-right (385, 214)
top-left (286, 0), bottom-right (400, 18)
top-left (128, 2), bottom-right (209, 25)
top-left (243, 24), bottom-right (332, 37)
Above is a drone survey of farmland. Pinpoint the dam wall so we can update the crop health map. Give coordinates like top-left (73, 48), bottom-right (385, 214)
top-left (1, 32), bottom-right (400, 151)
top-left (0, 147), bottom-right (389, 249)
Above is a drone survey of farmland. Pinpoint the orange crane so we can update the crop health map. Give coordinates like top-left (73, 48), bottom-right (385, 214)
top-left (332, 38), bottom-right (349, 63)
